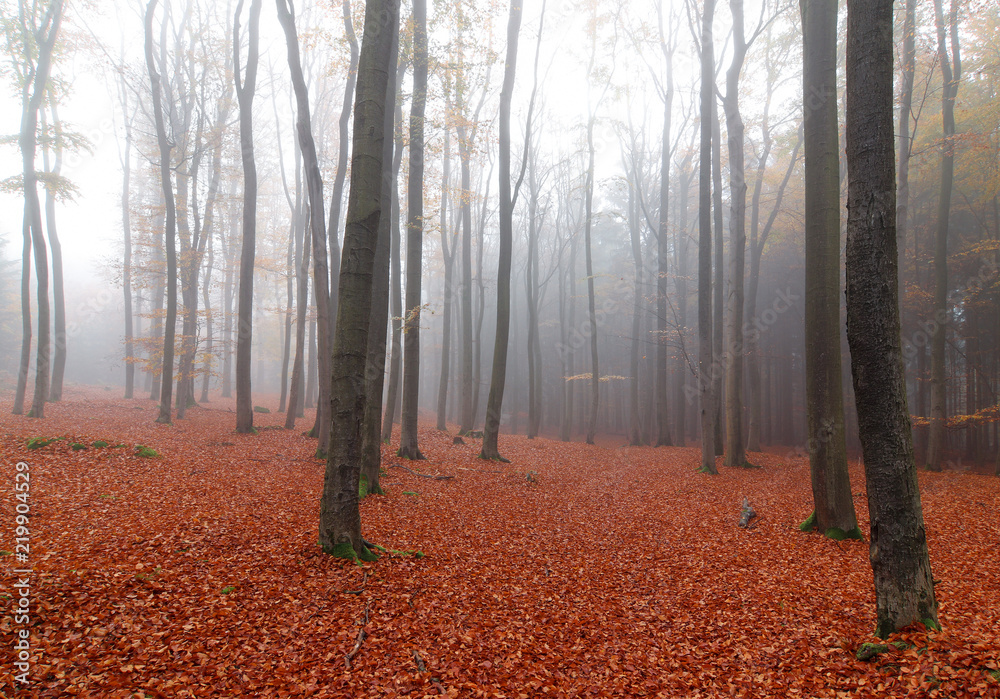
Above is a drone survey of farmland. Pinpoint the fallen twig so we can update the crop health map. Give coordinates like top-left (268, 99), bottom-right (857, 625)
top-left (345, 600), bottom-right (370, 670)
top-left (411, 650), bottom-right (446, 694)
top-left (391, 463), bottom-right (455, 480)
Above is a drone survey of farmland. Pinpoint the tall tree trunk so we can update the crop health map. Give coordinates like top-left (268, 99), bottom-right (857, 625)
top-left (13, 213), bottom-right (31, 416)
top-left (145, 0), bottom-right (178, 425)
top-left (43, 107), bottom-right (66, 402)
top-left (801, 0), bottom-right (859, 536)
top-left (926, 0), bottom-right (961, 471)
top-left (120, 72), bottom-right (136, 400)
top-left (200, 220), bottom-right (214, 403)
top-left (233, 0), bottom-right (262, 433)
top-left (361, 18), bottom-right (400, 495)
top-left (583, 16), bottom-right (600, 446)
top-left (326, 0), bottom-right (360, 356)
top-left (381, 103), bottom-right (405, 442)
top-left (722, 0), bottom-right (750, 468)
top-left (697, 0), bottom-right (718, 474)
top-left (844, 0), bottom-right (939, 636)
top-left (17, 1), bottom-right (62, 418)
top-left (398, 0), bottom-right (429, 460)
top-left (285, 186), bottom-right (311, 430)
top-left (436, 121), bottom-right (454, 432)
top-left (278, 0), bottom-right (333, 453)
top-left (711, 78), bottom-right (724, 456)
top-left (320, 0), bottom-right (398, 561)
top-left (481, 0), bottom-right (523, 461)
top-left (656, 17), bottom-right (674, 447)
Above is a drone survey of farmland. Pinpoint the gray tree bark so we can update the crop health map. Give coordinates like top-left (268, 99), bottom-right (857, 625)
top-left (233, 0), bottom-right (262, 433)
top-left (320, 0), bottom-right (398, 560)
top-left (844, 0), bottom-right (940, 638)
top-left (800, 0), bottom-right (859, 537)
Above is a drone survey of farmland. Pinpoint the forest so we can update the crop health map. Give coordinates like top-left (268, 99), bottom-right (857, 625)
top-left (1, 0), bottom-right (999, 695)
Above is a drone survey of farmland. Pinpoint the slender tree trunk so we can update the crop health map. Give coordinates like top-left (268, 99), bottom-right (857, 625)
top-left (711, 79), bottom-right (724, 456)
top-left (285, 190), bottom-right (311, 430)
top-left (481, 0), bottom-right (523, 461)
top-left (146, 0), bottom-right (178, 425)
top-left (233, 0), bottom-right (262, 433)
top-left (121, 77), bottom-right (136, 400)
top-left (381, 106), bottom-right (405, 442)
top-left (436, 122), bottom-right (454, 432)
top-left (320, 0), bottom-right (398, 560)
top-left (398, 0), bottom-right (429, 460)
top-left (13, 213), bottom-right (31, 416)
top-left (656, 31), bottom-right (674, 448)
top-left (326, 0), bottom-right (360, 353)
top-left (722, 0), bottom-right (750, 468)
top-left (801, 0), bottom-right (859, 536)
top-left (43, 108), bottom-right (66, 402)
top-left (927, 0), bottom-right (961, 470)
top-left (844, 0), bottom-right (939, 636)
top-left (583, 21), bottom-right (600, 446)
top-left (361, 20), bottom-right (400, 495)
top-left (200, 222), bottom-right (214, 403)
top-left (278, 0), bottom-right (333, 453)
top-left (697, 0), bottom-right (718, 474)
top-left (279, 221), bottom-right (293, 412)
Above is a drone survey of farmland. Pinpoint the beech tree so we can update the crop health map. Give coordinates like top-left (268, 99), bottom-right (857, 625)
top-left (799, 0), bottom-right (859, 537)
top-left (398, 0), bottom-right (429, 460)
top-left (844, 0), bottom-right (939, 638)
top-left (480, 0), bottom-right (523, 462)
top-left (145, 0), bottom-right (179, 426)
top-left (321, 0), bottom-right (399, 561)
top-left (233, 0), bottom-right (262, 433)
top-left (697, 0), bottom-right (718, 475)
top-left (926, 0), bottom-right (961, 471)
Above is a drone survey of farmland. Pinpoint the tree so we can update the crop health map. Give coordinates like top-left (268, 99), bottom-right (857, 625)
top-left (398, 0), bottom-right (429, 460)
top-left (697, 0), bottom-right (718, 474)
top-left (844, 0), bottom-right (939, 638)
top-left (721, 0), bottom-right (753, 468)
top-left (41, 106), bottom-right (66, 402)
top-left (8, 0), bottom-right (63, 418)
top-left (233, 0), bottom-right (262, 434)
top-left (800, 0), bottom-right (859, 537)
top-left (320, 0), bottom-right (399, 561)
top-left (145, 0), bottom-right (178, 426)
top-left (277, 0), bottom-right (334, 454)
top-left (360, 10), bottom-right (400, 498)
top-left (926, 0), bottom-right (961, 471)
top-left (480, 0), bottom-right (524, 462)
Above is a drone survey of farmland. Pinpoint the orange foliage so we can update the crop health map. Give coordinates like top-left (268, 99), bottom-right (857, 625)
top-left (1, 387), bottom-right (998, 697)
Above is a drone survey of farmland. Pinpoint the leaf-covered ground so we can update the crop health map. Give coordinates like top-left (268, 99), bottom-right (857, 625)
top-left (1, 387), bottom-right (999, 697)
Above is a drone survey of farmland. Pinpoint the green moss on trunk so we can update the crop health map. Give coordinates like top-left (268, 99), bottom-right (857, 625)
top-left (799, 511), bottom-right (817, 531)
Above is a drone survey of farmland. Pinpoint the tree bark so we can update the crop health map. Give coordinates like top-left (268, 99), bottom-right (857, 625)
top-left (436, 118), bottom-right (454, 432)
top-left (481, 0), bottom-right (523, 461)
top-left (398, 0), bottom-right (429, 460)
top-left (381, 98), bottom-right (405, 443)
top-left (926, 0), bottom-right (961, 471)
top-left (320, 0), bottom-right (398, 561)
top-left (697, 0), bottom-right (718, 474)
top-left (277, 0), bottom-right (333, 453)
top-left (145, 0), bottom-right (178, 426)
top-left (43, 107), bottom-right (66, 402)
top-left (233, 0), bottom-right (262, 433)
top-left (722, 0), bottom-right (750, 468)
top-left (656, 14), bottom-right (674, 447)
top-left (800, 0), bottom-right (859, 536)
top-left (844, 0), bottom-right (940, 637)
top-left (361, 17), bottom-right (400, 496)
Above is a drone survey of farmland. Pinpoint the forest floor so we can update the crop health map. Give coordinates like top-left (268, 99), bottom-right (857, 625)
top-left (1, 386), bottom-right (999, 698)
